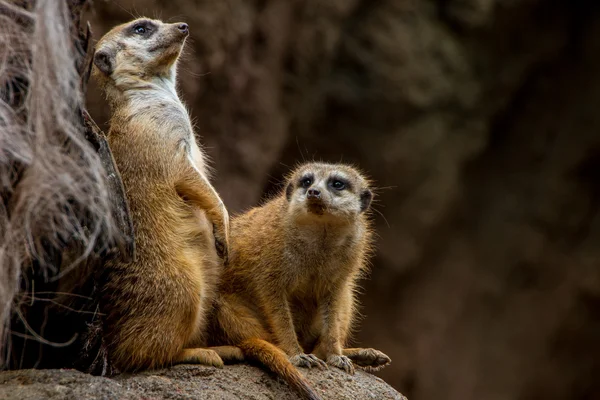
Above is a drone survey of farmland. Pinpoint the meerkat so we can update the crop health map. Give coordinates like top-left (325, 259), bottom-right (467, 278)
top-left (92, 18), bottom-right (230, 371)
top-left (207, 162), bottom-right (391, 400)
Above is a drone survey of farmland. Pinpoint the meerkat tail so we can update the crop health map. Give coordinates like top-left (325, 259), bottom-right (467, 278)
top-left (238, 338), bottom-right (322, 400)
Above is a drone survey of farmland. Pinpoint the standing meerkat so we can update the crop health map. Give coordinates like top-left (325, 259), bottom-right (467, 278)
top-left (208, 162), bottom-right (391, 400)
top-left (92, 18), bottom-right (229, 371)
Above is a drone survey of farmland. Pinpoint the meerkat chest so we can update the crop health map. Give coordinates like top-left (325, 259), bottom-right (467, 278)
top-left (271, 223), bottom-right (361, 292)
top-left (284, 242), bottom-right (354, 287)
top-left (125, 90), bottom-right (207, 174)
top-left (129, 95), bottom-right (191, 131)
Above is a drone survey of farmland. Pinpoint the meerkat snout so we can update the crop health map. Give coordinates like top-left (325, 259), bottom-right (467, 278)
top-left (177, 23), bottom-right (189, 34)
top-left (285, 163), bottom-right (373, 220)
top-left (306, 188), bottom-right (321, 200)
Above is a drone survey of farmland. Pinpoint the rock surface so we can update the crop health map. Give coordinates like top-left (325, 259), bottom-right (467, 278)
top-left (0, 365), bottom-right (404, 400)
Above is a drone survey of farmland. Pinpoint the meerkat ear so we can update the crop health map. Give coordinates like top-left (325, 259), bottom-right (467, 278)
top-left (93, 47), bottom-right (115, 75)
top-left (360, 189), bottom-right (372, 212)
top-left (285, 182), bottom-right (294, 201)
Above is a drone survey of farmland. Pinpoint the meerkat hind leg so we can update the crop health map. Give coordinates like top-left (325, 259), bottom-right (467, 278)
top-left (174, 348), bottom-right (224, 368)
top-left (342, 348), bottom-right (391, 369)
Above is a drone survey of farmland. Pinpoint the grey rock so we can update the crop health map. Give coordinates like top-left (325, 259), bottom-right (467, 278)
top-left (0, 365), bottom-right (405, 400)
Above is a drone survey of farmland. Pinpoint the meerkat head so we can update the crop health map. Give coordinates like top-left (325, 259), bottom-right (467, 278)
top-left (284, 162), bottom-right (373, 223)
top-left (93, 18), bottom-right (189, 90)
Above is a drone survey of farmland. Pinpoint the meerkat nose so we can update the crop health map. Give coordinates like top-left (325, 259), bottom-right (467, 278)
top-left (307, 188), bottom-right (321, 199)
top-left (178, 23), bottom-right (189, 34)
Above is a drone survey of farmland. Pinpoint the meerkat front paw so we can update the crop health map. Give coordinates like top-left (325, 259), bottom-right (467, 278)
top-left (290, 353), bottom-right (327, 370)
top-left (327, 354), bottom-right (355, 374)
top-left (343, 348), bottom-right (391, 370)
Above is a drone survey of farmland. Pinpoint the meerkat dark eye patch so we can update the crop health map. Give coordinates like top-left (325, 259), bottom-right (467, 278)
top-left (329, 176), bottom-right (350, 191)
top-left (299, 174), bottom-right (314, 189)
top-left (129, 20), bottom-right (155, 38)
top-left (359, 189), bottom-right (373, 212)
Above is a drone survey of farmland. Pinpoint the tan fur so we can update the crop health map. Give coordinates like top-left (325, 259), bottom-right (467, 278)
top-left (93, 18), bottom-right (229, 371)
top-left (208, 162), bottom-right (391, 400)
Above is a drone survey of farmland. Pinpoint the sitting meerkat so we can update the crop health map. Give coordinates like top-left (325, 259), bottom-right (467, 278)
top-left (208, 162), bottom-right (391, 400)
top-left (92, 18), bottom-right (229, 371)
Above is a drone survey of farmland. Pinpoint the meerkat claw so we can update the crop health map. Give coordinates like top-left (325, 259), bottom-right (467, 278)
top-left (211, 212), bottom-right (229, 263)
top-left (377, 354), bottom-right (392, 366)
top-left (213, 224), bottom-right (228, 262)
top-left (290, 353), bottom-right (328, 370)
top-left (327, 355), bottom-right (355, 375)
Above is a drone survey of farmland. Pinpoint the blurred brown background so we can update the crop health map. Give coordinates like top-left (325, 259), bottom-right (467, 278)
top-left (85, 1), bottom-right (600, 399)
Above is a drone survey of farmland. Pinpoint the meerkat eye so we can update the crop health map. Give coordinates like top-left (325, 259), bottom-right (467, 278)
top-left (331, 180), bottom-right (346, 190)
top-left (301, 177), bottom-right (313, 188)
top-left (135, 26), bottom-right (146, 34)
